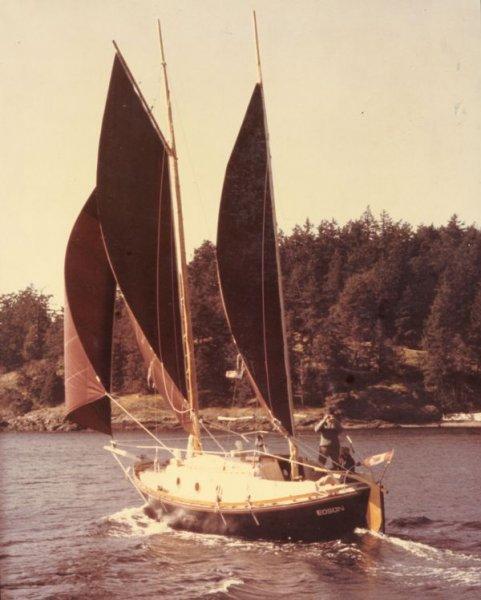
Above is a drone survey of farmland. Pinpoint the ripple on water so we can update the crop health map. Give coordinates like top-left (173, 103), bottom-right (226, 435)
top-left (2, 429), bottom-right (481, 599)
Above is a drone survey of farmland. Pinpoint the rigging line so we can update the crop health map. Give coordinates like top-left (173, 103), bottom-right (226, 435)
top-left (64, 367), bottom-right (89, 383)
top-left (216, 447), bottom-right (333, 474)
top-left (295, 436), bottom-right (319, 455)
top-left (156, 361), bottom-right (191, 415)
top-left (111, 452), bottom-right (147, 503)
top-left (253, 12), bottom-right (294, 436)
top-left (155, 148), bottom-right (166, 367)
top-left (157, 21), bottom-right (189, 402)
top-left (108, 441), bottom-right (348, 475)
top-left (64, 333), bottom-right (81, 345)
top-left (168, 164), bottom-right (185, 396)
top-left (107, 392), bottom-right (175, 456)
top-left (112, 41), bottom-right (172, 153)
top-left (204, 421), bottom-right (250, 443)
top-left (297, 436), bottom-right (352, 472)
top-left (153, 149), bottom-right (167, 436)
top-left (171, 93), bottom-right (209, 231)
top-left (112, 443), bottom-right (174, 450)
top-left (113, 441), bottom-right (185, 450)
top-left (261, 161), bottom-right (273, 412)
top-left (199, 420), bottom-right (226, 453)
top-left (109, 286), bottom-right (119, 400)
top-left (153, 147), bottom-right (190, 423)
top-left (113, 439), bottom-right (178, 446)
top-left (113, 430), bottom-right (265, 447)
top-left (293, 431), bottom-right (345, 469)
top-left (158, 22), bottom-right (201, 451)
top-left (294, 438), bottom-right (319, 462)
top-left (254, 450), bottom-right (346, 475)
top-left (112, 443), bottom-right (224, 455)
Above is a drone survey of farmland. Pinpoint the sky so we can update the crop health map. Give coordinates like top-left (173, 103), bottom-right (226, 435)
top-left (1, 0), bottom-right (481, 306)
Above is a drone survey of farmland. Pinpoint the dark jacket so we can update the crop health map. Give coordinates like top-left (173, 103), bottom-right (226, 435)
top-left (339, 452), bottom-right (356, 472)
top-left (314, 415), bottom-right (342, 447)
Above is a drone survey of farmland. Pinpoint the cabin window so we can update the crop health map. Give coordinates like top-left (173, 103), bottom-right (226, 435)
top-left (195, 482), bottom-right (200, 492)
top-left (176, 477), bottom-right (181, 486)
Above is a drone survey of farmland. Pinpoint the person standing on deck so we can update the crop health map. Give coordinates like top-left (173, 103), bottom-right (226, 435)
top-left (339, 446), bottom-right (356, 472)
top-left (314, 409), bottom-right (343, 468)
top-left (255, 433), bottom-right (267, 454)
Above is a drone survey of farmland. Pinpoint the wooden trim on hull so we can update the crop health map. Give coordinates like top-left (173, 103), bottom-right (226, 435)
top-left (144, 487), bottom-right (370, 541)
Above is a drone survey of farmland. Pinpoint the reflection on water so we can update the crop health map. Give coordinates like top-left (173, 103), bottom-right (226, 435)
top-left (1, 429), bottom-right (481, 599)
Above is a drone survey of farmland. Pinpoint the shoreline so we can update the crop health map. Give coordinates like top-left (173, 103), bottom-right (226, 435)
top-left (1, 403), bottom-right (480, 433)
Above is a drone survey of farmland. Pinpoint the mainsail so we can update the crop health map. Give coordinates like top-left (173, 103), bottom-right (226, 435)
top-left (65, 51), bottom-right (192, 433)
top-left (217, 84), bottom-right (295, 435)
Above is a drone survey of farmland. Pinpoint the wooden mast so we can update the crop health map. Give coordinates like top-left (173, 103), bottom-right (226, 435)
top-left (253, 12), bottom-right (298, 475)
top-left (157, 20), bottom-right (202, 453)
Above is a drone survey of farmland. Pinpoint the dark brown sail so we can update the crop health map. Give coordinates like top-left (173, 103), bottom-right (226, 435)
top-left (96, 54), bottom-right (191, 431)
top-left (217, 84), bottom-right (294, 435)
top-left (64, 191), bottom-right (116, 435)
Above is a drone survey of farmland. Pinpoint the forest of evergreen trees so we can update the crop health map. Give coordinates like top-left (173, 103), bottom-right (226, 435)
top-left (2, 210), bottom-right (481, 420)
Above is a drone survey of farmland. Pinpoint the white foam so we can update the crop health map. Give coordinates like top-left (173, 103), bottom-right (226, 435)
top-left (373, 530), bottom-right (441, 560)
top-left (102, 505), bottom-right (264, 551)
top-left (206, 577), bottom-right (244, 594)
top-left (363, 529), bottom-right (481, 564)
top-left (103, 505), bottom-right (171, 538)
top-left (357, 529), bottom-right (481, 587)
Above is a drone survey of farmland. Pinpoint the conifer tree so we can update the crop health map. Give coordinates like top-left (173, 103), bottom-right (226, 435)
top-left (188, 241), bottom-right (233, 404)
top-left (0, 287), bottom-right (53, 370)
top-left (111, 292), bottom-right (149, 394)
top-left (423, 230), bottom-right (481, 409)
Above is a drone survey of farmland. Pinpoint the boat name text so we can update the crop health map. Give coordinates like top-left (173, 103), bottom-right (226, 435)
top-left (316, 506), bottom-right (345, 516)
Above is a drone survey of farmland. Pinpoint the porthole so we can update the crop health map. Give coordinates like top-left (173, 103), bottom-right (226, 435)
top-left (176, 477), bottom-right (181, 486)
top-left (195, 482), bottom-right (200, 492)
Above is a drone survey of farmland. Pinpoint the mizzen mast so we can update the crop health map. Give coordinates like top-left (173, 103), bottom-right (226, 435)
top-left (252, 11), bottom-right (298, 473)
top-left (158, 20), bottom-right (202, 453)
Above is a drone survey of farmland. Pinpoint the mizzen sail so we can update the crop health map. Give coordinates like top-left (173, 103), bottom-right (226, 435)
top-left (217, 84), bottom-right (294, 435)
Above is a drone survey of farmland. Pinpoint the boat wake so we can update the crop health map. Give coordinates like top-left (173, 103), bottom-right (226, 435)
top-left (100, 505), bottom-right (250, 546)
top-left (103, 506), bottom-right (481, 563)
top-left (100, 506), bottom-right (248, 597)
top-left (100, 506), bottom-right (171, 538)
top-left (205, 577), bottom-right (245, 595)
top-left (95, 508), bottom-right (481, 596)
top-left (359, 528), bottom-right (481, 587)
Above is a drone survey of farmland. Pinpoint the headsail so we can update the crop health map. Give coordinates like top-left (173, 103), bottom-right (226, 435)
top-left (217, 84), bottom-right (294, 435)
top-left (64, 191), bottom-right (116, 434)
top-left (65, 52), bottom-right (192, 433)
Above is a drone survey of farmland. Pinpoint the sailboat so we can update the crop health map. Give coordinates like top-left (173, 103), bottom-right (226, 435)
top-left (64, 17), bottom-right (386, 542)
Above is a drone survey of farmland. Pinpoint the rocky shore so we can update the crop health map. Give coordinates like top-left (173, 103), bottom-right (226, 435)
top-left (2, 400), bottom-right (480, 433)
top-left (2, 369), bottom-right (479, 433)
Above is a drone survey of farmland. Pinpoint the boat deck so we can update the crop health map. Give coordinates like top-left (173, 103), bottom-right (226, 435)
top-left (135, 452), bottom-right (370, 511)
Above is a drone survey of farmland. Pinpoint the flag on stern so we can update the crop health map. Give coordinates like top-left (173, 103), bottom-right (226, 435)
top-left (362, 449), bottom-right (394, 468)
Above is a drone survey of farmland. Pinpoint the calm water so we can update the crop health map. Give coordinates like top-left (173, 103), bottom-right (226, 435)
top-left (1, 428), bottom-right (480, 599)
